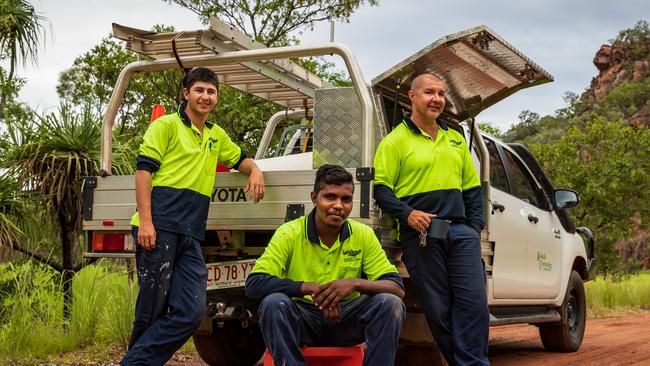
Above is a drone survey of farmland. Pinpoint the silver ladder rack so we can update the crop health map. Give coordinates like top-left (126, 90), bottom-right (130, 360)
top-left (112, 16), bottom-right (332, 109)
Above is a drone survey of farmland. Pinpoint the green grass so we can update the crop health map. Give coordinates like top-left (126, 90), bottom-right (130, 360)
top-left (1, 262), bottom-right (648, 363)
top-left (0, 260), bottom-right (138, 362)
top-left (586, 271), bottom-right (650, 317)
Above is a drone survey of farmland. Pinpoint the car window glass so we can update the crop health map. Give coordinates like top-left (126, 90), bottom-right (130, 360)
top-left (502, 149), bottom-right (542, 208)
top-left (484, 138), bottom-right (510, 193)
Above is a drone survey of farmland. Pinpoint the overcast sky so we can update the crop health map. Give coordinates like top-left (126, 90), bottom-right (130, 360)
top-left (13, 0), bottom-right (649, 131)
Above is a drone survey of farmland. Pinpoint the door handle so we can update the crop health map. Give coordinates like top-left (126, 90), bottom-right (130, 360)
top-left (527, 213), bottom-right (539, 224)
top-left (491, 201), bottom-right (505, 214)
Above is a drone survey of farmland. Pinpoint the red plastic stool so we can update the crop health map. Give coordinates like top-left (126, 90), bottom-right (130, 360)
top-left (263, 345), bottom-right (365, 366)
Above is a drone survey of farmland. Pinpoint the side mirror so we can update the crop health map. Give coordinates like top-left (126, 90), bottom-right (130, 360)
top-left (554, 189), bottom-right (579, 209)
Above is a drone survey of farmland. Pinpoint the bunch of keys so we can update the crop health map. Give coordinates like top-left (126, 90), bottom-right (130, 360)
top-left (419, 230), bottom-right (427, 247)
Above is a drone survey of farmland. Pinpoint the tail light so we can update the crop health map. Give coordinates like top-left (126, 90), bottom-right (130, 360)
top-left (92, 232), bottom-right (134, 253)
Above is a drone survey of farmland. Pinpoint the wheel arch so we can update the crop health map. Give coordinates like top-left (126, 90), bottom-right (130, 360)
top-left (572, 256), bottom-right (589, 281)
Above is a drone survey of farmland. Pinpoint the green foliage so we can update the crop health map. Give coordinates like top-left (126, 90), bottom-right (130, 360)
top-left (502, 110), bottom-right (540, 143)
top-left (530, 119), bottom-right (650, 273)
top-left (0, 57), bottom-right (32, 123)
top-left (476, 121), bottom-right (503, 139)
top-left (167, 0), bottom-right (379, 47)
top-left (592, 77), bottom-right (650, 121)
top-left (57, 36), bottom-right (185, 136)
top-left (0, 261), bottom-right (138, 359)
top-left (611, 20), bottom-right (650, 59)
top-left (296, 57), bottom-right (352, 87)
top-left (0, 67), bottom-right (24, 104)
top-left (215, 86), bottom-right (282, 155)
top-left (586, 272), bottom-right (650, 316)
top-left (500, 37), bottom-right (650, 273)
top-left (1, 104), bottom-right (136, 233)
top-left (0, 174), bottom-right (26, 258)
top-left (0, 261), bottom-right (68, 356)
top-left (0, 0), bottom-right (47, 75)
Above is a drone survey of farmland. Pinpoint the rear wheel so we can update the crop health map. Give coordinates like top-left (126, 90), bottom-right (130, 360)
top-left (193, 319), bottom-right (266, 366)
top-left (539, 270), bottom-right (586, 352)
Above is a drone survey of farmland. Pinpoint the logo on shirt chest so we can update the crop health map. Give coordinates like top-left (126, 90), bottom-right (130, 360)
top-left (212, 187), bottom-right (247, 202)
top-left (207, 137), bottom-right (219, 154)
top-left (449, 139), bottom-right (462, 147)
top-left (342, 249), bottom-right (362, 263)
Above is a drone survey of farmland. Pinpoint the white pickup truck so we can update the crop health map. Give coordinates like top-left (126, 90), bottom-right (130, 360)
top-left (82, 18), bottom-right (594, 365)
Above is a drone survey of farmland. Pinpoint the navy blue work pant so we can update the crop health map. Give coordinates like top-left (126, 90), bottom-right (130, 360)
top-left (121, 228), bottom-right (208, 366)
top-left (401, 223), bottom-right (489, 366)
top-left (259, 293), bottom-right (405, 366)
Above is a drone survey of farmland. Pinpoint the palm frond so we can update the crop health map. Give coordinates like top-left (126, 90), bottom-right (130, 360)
top-left (0, 0), bottom-right (48, 70)
top-left (3, 103), bottom-right (137, 232)
top-left (0, 174), bottom-right (26, 256)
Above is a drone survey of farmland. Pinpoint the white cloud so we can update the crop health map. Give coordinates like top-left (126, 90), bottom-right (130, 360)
top-left (12, 0), bottom-right (648, 131)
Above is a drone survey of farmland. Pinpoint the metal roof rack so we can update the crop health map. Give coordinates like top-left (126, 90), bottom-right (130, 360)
top-left (112, 16), bottom-right (331, 109)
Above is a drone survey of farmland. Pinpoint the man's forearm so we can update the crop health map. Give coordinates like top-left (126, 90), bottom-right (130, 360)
top-left (244, 273), bottom-right (303, 300)
top-left (354, 278), bottom-right (405, 299)
top-left (135, 170), bottom-right (153, 224)
top-left (462, 186), bottom-right (484, 233)
top-left (236, 158), bottom-right (259, 176)
top-left (374, 184), bottom-right (413, 223)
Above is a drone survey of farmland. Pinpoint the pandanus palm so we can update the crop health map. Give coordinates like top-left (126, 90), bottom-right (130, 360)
top-left (0, 0), bottom-right (47, 119)
top-left (2, 104), bottom-right (136, 320)
top-left (0, 174), bottom-right (25, 259)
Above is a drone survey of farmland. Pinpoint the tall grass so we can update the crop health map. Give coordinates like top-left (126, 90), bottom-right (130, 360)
top-left (1, 261), bottom-right (648, 361)
top-left (586, 271), bottom-right (650, 316)
top-left (0, 260), bottom-right (137, 360)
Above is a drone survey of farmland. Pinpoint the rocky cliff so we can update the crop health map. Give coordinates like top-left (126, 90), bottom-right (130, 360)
top-left (583, 24), bottom-right (650, 127)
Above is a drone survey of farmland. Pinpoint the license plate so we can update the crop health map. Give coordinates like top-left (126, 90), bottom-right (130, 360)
top-left (206, 259), bottom-right (256, 290)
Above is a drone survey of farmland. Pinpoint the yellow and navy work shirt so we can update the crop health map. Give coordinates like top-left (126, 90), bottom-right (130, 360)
top-left (130, 107), bottom-right (246, 240)
top-left (245, 209), bottom-right (403, 303)
top-left (373, 116), bottom-right (484, 241)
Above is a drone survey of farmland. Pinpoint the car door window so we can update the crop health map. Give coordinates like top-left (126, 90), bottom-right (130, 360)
top-left (502, 149), bottom-right (545, 209)
top-left (484, 138), bottom-right (510, 193)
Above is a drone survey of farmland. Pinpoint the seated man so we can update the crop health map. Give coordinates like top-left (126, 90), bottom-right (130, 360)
top-left (245, 164), bottom-right (406, 366)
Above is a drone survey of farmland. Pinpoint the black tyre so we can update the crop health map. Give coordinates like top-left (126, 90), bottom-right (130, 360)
top-left (539, 270), bottom-right (586, 352)
top-left (193, 319), bottom-right (266, 366)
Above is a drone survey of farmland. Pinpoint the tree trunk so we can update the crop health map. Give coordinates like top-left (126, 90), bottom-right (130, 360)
top-left (58, 208), bottom-right (78, 324)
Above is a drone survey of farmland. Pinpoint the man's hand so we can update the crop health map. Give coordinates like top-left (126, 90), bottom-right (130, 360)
top-left (407, 210), bottom-right (436, 232)
top-left (322, 304), bottom-right (341, 322)
top-left (244, 166), bottom-right (265, 203)
top-left (300, 281), bottom-right (320, 296)
top-left (313, 279), bottom-right (358, 311)
top-left (138, 220), bottom-right (157, 251)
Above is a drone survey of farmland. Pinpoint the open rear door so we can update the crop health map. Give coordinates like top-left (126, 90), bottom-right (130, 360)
top-left (372, 25), bottom-right (553, 127)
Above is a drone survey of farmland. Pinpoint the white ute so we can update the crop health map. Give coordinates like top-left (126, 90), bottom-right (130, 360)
top-left (82, 18), bottom-right (594, 365)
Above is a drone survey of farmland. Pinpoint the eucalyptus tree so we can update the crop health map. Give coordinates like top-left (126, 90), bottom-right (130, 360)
top-left (166, 0), bottom-right (378, 46)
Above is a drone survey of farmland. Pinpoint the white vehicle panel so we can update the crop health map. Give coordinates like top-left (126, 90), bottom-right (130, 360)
top-left (490, 187), bottom-right (528, 299)
top-left (255, 152), bottom-right (313, 171)
top-left (524, 205), bottom-right (562, 299)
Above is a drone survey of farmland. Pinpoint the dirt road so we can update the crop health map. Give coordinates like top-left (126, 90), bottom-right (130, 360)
top-left (489, 311), bottom-right (650, 365)
top-left (148, 311), bottom-right (650, 365)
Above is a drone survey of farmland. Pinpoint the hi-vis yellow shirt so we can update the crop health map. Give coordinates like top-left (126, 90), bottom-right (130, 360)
top-left (251, 209), bottom-right (400, 303)
top-left (130, 108), bottom-right (245, 240)
top-left (373, 116), bottom-right (483, 241)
